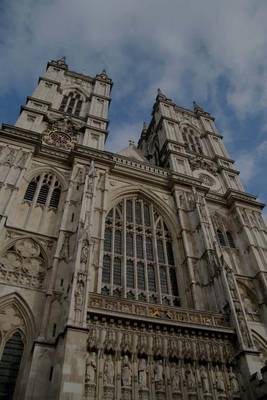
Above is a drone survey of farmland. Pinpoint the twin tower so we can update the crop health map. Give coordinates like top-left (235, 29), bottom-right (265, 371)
top-left (0, 58), bottom-right (266, 399)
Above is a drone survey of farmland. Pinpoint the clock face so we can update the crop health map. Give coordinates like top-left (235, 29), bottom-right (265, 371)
top-left (50, 131), bottom-right (71, 145)
top-left (44, 130), bottom-right (73, 150)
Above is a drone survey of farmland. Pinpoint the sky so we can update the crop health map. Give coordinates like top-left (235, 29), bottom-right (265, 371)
top-left (0, 0), bottom-right (267, 216)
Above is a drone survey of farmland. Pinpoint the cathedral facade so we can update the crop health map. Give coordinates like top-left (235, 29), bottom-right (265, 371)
top-left (0, 58), bottom-right (266, 400)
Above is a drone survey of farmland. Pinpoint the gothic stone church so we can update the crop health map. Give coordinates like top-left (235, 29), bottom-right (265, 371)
top-left (0, 58), bottom-right (266, 400)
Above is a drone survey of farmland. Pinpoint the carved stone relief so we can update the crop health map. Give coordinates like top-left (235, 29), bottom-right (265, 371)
top-left (0, 238), bottom-right (46, 289)
top-left (42, 116), bottom-right (82, 150)
top-left (84, 319), bottom-right (241, 399)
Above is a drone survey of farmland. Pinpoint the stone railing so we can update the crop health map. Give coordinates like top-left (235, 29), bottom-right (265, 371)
top-left (0, 266), bottom-right (44, 290)
top-left (88, 293), bottom-right (231, 329)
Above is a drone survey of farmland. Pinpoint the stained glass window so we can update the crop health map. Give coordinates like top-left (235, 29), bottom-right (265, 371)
top-left (102, 197), bottom-right (180, 306)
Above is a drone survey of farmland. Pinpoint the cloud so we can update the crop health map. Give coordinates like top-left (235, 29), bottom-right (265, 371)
top-left (1, 0), bottom-right (267, 115)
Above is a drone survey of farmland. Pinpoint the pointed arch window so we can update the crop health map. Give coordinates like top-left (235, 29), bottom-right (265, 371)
top-left (0, 331), bottom-right (24, 399)
top-left (59, 92), bottom-right (83, 117)
top-left (216, 227), bottom-right (236, 248)
top-left (182, 126), bottom-right (203, 155)
top-left (24, 173), bottom-right (61, 209)
top-left (101, 196), bottom-right (180, 306)
top-left (226, 231), bottom-right (235, 248)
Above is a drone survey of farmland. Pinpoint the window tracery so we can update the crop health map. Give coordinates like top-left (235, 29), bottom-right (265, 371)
top-left (101, 196), bottom-right (180, 306)
top-left (24, 173), bottom-right (61, 209)
top-left (59, 92), bottom-right (83, 117)
top-left (215, 226), bottom-right (235, 248)
top-left (182, 126), bottom-right (203, 155)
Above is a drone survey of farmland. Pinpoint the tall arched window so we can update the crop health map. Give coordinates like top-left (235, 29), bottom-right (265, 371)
top-left (24, 173), bottom-right (61, 209)
top-left (0, 332), bottom-right (24, 398)
top-left (101, 196), bottom-right (180, 306)
top-left (59, 92), bottom-right (83, 117)
top-left (182, 126), bottom-right (203, 155)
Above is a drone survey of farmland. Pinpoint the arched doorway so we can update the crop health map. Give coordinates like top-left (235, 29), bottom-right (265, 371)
top-left (0, 331), bottom-right (24, 399)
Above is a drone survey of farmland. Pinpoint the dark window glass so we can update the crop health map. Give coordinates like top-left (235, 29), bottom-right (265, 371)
top-left (135, 201), bottom-right (142, 225)
top-left (74, 100), bottom-right (82, 116)
top-left (166, 242), bottom-right (174, 265)
top-left (170, 268), bottom-right (179, 296)
top-left (146, 237), bottom-right (153, 261)
top-left (217, 229), bottom-right (226, 246)
top-left (37, 185), bottom-right (49, 205)
top-left (67, 97), bottom-right (75, 114)
top-left (144, 204), bottom-right (150, 226)
top-left (0, 332), bottom-right (24, 399)
top-left (49, 187), bottom-right (61, 208)
top-left (114, 230), bottom-right (122, 254)
top-left (102, 255), bottom-right (111, 283)
top-left (126, 199), bottom-right (133, 222)
top-left (24, 180), bottom-right (37, 201)
top-left (157, 239), bottom-right (165, 263)
top-left (137, 262), bottom-right (145, 290)
top-left (226, 231), bottom-right (235, 248)
top-left (113, 258), bottom-right (121, 286)
top-left (136, 235), bottom-right (143, 258)
top-left (59, 95), bottom-right (68, 112)
top-left (126, 232), bottom-right (134, 256)
top-left (148, 265), bottom-right (156, 291)
top-left (160, 267), bottom-right (168, 294)
top-left (104, 229), bottom-right (112, 252)
top-left (126, 260), bottom-right (134, 288)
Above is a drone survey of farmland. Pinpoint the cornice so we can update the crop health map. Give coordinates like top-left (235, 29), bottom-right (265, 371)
top-left (88, 293), bottom-right (234, 334)
top-left (225, 189), bottom-right (265, 209)
top-left (201, 130), bottom-right (223, 139)
top-left (38, 76), bottom-right (61, 87)
top-left (20, 105), bottom-right (47, 117)
top-left (0, 124), bottom-right (40, 146)
top-left (27, 96), bottom-right (52, 106)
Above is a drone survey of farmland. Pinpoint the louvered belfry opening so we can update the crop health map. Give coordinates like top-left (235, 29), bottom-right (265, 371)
top-left (101, 196), bottom-right (180, 306)
top-left (59, 92), bottom-right (83, 116)
top-left (0, 332), bottom-right (24, 399)
top-left (24, 173), bottom-right (61, 209)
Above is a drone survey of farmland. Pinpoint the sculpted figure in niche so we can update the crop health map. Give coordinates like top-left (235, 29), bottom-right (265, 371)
top-left (121, 355), bottom-right (132, 387)
top-left (186, 364), bottom-right (196, 391)
top-left (171, 364), bottom-right (181, 392)
top-left (103, 354), bottom-right (114, 385)
top-left (80, 240), bottom-right (89, 268)
top-left (154, 360), bottom-right (164, 389)
top-left (138, 358), bottom-right (147, 387)
top-left (228, 367), bottom-right (239, 393)
top-left (200, 365), bottom-right (210, 393)
top-left (85, 352), bottom-right (96, 384)
top-left (215, 366), bottom-right (225, 392)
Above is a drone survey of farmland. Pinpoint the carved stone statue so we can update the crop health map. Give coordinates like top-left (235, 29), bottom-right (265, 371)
top-left (103, 354), bottom-right (114, 385)
top-left (186, 364), bottom-right (196, 391)
top-left (171, 365), bottom-right (181, 391)
top-left (85, 352), bottom-right (96, 384)
top-left (138, 358), bottom-right (147, 387)
top-left (200, 365), bottom-right (209, 393)
top-left (121, 355), bottom-right (132, 387)
top-left (229, 367), bottom-right (239, 393)
top-left (154, 360), bottom-right (164, 389)
top-left (215, 366), bottom-right (225, 392)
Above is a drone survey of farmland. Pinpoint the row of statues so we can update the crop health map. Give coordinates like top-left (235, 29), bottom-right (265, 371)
top-left (85, 352), bottom-right (240, 395)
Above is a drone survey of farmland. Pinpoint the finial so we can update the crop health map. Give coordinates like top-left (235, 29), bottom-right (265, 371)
top-left (193, 101), bottom-right (204, 113)
top-left (157, 88), bottom-right (162, 95)
top-left (128, 139), bottom-right (135, 147)
top-left (142, 122), bottom-right (147, 131)
top-left (102, 69), bottom-right (107, 74)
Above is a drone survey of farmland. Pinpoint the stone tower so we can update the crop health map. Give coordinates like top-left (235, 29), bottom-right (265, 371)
top-left (0, 59), bottom-right (266, 400)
